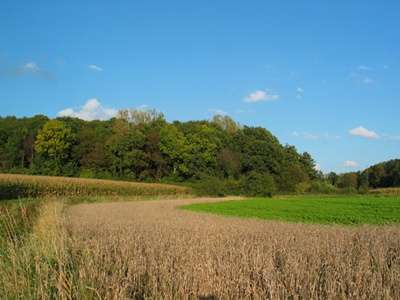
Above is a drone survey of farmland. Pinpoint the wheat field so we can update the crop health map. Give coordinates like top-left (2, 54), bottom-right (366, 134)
top-left (66, 198), bottom-right (400, 299)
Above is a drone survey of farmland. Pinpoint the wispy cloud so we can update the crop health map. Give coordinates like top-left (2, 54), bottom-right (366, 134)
top-left (343, 160), bottom-right (358, 168)
top-left (349, 65), bottom-right (376, 85)
top-left (58, 99), bottom-right (117, 121)
top-left (292, 131), bottom-right (341, 140)
top-left (88, 64), bottom-right (103, 72)
top-left (349, 126), bottom-right (379, 139)
top-left (244, 89), bottom-right (279, 103)
top-left (1, 61), bottom-right (55, 80)
top-left (23, 62), bottom-right (40, 72)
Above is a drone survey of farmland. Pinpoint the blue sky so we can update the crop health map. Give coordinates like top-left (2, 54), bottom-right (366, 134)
top-left (0, 1), bottom-right (399, 173)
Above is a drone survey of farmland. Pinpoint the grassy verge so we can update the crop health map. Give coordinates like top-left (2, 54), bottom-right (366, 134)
top-left (182, 195), bottom-right (400, 225)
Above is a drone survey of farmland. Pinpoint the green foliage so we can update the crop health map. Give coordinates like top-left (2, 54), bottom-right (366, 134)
top-left (211, 114), bottom-right (240, 135)
top-left (363, 159), bottom-right (400, 188)
top-left (183, 195), bottom-right (400, 225)
top-left (309, 181), bottom-right (338, 194)
top-left (337, 172), bottom-right (358, 189)
top-left (34, 120), bottom-right (76, 175)
top-left (189, 176), bottom-right (228, 197)
top-left (241, 172), bottom-right (276, 197)
top-left (0, 112), bottom-right (327, 195)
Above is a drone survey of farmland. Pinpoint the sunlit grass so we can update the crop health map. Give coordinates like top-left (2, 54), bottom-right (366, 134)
top-left (182, 195), bottom-right (400, 225)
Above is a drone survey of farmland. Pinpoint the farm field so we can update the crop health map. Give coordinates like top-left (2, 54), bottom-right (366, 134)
top-left (1, 175), bottom-right (400, 299)
top-left (0, 173), bottom-right (190, 200)
top-left (183, 195), bottom-right (400, 225)
top-left (66, 197), bottom-right (400, 299)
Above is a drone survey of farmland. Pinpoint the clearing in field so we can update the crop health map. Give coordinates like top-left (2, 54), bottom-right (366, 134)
top-left (183, 195), bottom-right (400, 225)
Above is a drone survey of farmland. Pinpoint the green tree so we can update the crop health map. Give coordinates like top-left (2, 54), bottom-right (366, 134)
top-left (211, 114), bottom-right (240, 135)
top-left (34, 120), bottom-right (75, 175)
top-left (337, 173), bottom-right (358, 190)
top-left (159, 124), bottom-right (190, 179)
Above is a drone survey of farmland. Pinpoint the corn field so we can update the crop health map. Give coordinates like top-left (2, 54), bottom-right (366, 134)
top-left (0, 173), bottom-right (190, 199)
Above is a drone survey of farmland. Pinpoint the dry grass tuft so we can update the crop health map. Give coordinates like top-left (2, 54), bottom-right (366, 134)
top-left (66, 198), bottom-right (400, 299)
top-left (370, 187), bottom-right (400, 196)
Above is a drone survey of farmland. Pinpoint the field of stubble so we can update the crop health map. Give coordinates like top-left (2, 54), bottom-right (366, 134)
top-left (67, 198), bottom-right (400, 300)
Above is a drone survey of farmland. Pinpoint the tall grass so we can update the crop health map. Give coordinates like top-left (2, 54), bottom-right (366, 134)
top-left (1, 200), bottom-right (62, 298)
top-left (0, 173), bottom-right (191, 200)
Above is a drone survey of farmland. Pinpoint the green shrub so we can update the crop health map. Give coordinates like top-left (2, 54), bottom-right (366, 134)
top-left (79, 169), bottom-right (95, 179)
top-left (190, 176), bottom-right (227, 197)
top-left (295, 182), bottom-right (311, 194)
top-left (309, 181), bottom-right (338, 194)
top-left (241, 172), bottom-right (276, 197)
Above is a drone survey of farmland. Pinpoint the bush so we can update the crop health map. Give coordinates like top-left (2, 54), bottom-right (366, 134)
top-left (295, 182), bottom-right (311, 194)
top-left (309, 181), bottom-right (338, 194)
top-left (190, 176), bottom-right (227, 197)
top-left (79, 169), bottom-right (95, 179)
top-left (241, 172), bottom-right (276, 197)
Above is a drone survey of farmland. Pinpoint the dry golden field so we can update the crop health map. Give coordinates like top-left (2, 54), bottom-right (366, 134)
top-left (66, 197), bottom-right (400, 300)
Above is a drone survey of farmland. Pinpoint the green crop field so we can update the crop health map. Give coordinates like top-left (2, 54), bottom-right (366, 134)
top-left (182, 195), bottom-right (400, 225)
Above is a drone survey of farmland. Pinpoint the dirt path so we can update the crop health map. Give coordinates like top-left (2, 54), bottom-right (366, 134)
top-left (66, 197), bottom-right (400, 299)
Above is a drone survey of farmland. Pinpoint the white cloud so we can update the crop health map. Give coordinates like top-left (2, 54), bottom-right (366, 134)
top-left (349, 126), bottom-right (379, 139)
top-left (58, 99), bottom-right (117, 121)
top-left (88, 64), bottom-right (103, 72)
top-left (15, 61), bottom-right (54, 80)
top-left (244, 90), bottom-right (279, 103)
top-left (343, 160), bottom-right (358, 168)
top-left (314, 164), bottom-right (321, 171)
top-left (1, 61), bottom-right (54, 80)
top-left (23, 62), bottom-right (40, 72)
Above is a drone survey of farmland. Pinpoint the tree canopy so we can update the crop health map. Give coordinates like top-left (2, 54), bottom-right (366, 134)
top-left (0, 110), bottom-right (320, 194)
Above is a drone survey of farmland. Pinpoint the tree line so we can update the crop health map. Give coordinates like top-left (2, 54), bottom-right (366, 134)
top-left (1, 109), bottom-right (397, 195)
top-left (325, 159), bottom-right (400, 192)
top-left (0, 110), bottom-right (319, 196)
